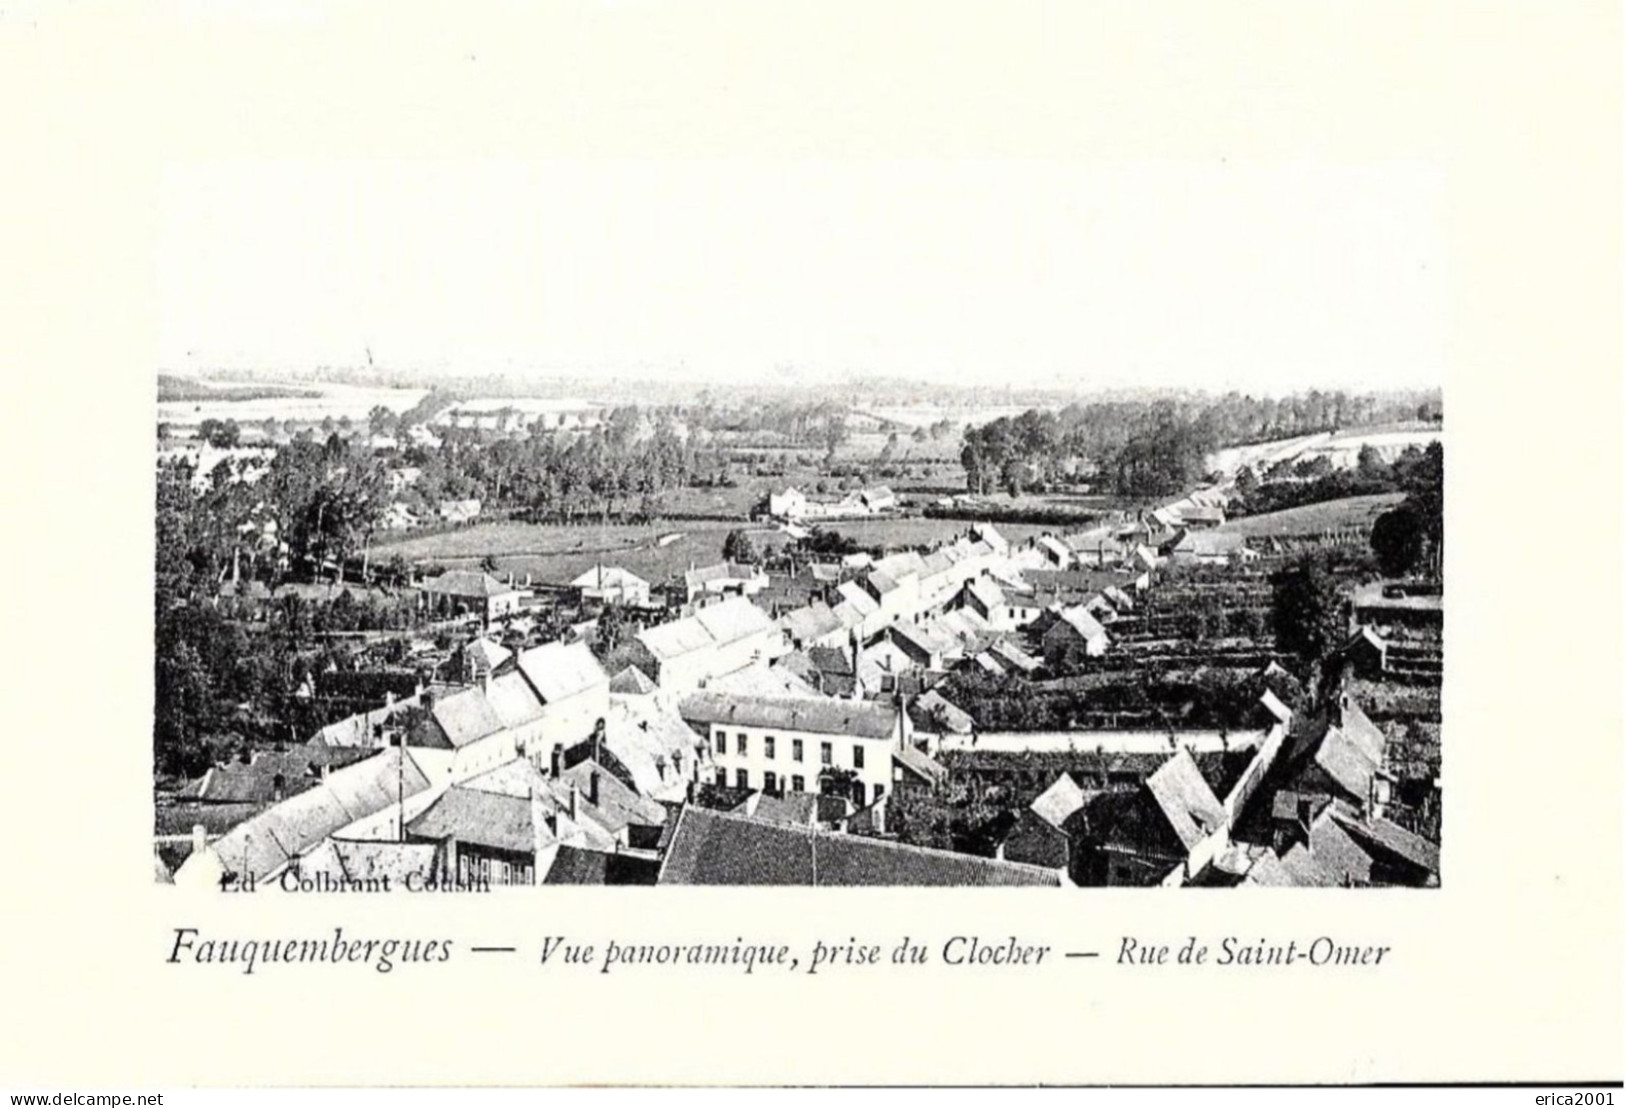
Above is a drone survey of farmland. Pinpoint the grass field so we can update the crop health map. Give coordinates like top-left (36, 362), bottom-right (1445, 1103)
top-left (1218, 493), bottom-right (1405, 537)
top-left (371, 519), bottom-right (772, 586)
top-left (370, 511), bottom-right (1045, 587)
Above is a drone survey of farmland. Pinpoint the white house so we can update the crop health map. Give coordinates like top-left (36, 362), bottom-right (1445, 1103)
top-left (629, 596), bottom-right (785, 692)
top-left (680, 692), bottom-right (907, 808)
top-left (420, 570), bottom-right (526, 624)
top-left (571, 564), bottom-right (652, 606)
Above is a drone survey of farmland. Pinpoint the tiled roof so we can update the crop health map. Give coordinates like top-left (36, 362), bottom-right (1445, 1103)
top-left (867, 570), bottom-right (900, 596)
top-left (183, 748), bottom-right (364, 804)
top-left (637, 597), bottom-right (777, 661)
top-left (1145, 749), bottom-right (1227, 851)
top-left (295, 838), bottom-right (440, 886)
top-left (888, 620), bottom-right (954, 659)
top-left (609, 665), bottom-right (658, 695)
top-left (966, 578), bottom-right (1005, 610)
top-left (484, 671), bottom-right (546, 729)
top-left (893, 743), bottom-right (950, 785)
top-left (554, 760), bottom-right (668, 834)
top-left (835, 581), bottom-right (879, 617)
top-left (1035, 535), bottom-right (1071, 559)
top-left (422, 570), bottom-right (519, 599)
top-left (1053, 605), bottom-right (1109, 643)
top-left (779, 602), bottom-right (845, 643)
top-left (542, 845), bottom-right (611, 885)
top-left (464, 637), bottom-right (512, 672)
top-left (704, 662), bottom-right (823, 700)
top-left (1031, 774), bottom-right (1089, 831)
top-left (1332, 811), bottom-right (1440, 876)
top-left (679, 692), bottom-right (898, 740)
top-left (805, 645), bottom-right (855, 676)
top-left (203, 748), bottom-right (431, 881)
top-left (516, 640), bottom-right (609, 704)
top-left (989, 639), bottom-right (1041, 672)
top-left (408, 786), bottom-right (537, 855)
top-left (731, 790), bottom-right (821, 827)
top-left (658, 807), bottom-right (1062, 886)
top-left (911, 689), bottom-right (975, 734)
top-left (1305, 812), bottom-right (1374, 886)
top-left (571, 564), bottom-right (650, 590)
top-left (637, 616), bottom-right (716, 660)
top-left (1277, 841), bottom-right (1340, 886)
top-left (1282, 698), bottom-right (1387, 803)
top-left (426, 686), bottom-right (506, 749)
top-left (459, 757), bottom-right (549, 799)
top-left (685, 562), bottom-right (763, 590)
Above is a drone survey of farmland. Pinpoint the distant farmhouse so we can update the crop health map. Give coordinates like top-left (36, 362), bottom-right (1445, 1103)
top-left (421, 570), bottom-right (527, 624)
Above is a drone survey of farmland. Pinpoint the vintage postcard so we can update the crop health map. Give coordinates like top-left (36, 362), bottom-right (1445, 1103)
top-left (1, 0), bottom-right (1619, 1094)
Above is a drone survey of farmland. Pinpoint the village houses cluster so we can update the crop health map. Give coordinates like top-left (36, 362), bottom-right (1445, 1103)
top-left (165, 461), bottom-right (1438, 891)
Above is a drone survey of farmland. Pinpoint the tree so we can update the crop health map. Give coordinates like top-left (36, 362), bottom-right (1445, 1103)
top-left (197, 418), bottom-right (241, 449)
top-left (1370, 504), bottom-right (1426, 577)
top-left (722, 529), bottom-right (759, 564)
top-left (1270, 557), bottom-right (1346, 667)
top-left (879, 430), bottom-right (900, 463)
top-left (595, 602), bottom-right (630, 656)
top-left (1356, 444), bottom-right (1390, 482)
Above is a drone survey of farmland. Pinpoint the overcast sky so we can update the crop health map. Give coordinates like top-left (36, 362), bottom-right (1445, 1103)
top-left (159, 161), bottom-right (1443, 394)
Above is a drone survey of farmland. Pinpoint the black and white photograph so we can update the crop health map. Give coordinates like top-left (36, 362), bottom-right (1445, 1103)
top-left (153, 163), bottom-right (1444, 892)
top-left (7, 0), bottom-right (1619, 1095)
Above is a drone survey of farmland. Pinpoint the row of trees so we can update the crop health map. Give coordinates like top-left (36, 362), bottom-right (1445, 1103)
top-left (959, 390), bottom-right (1441, 499)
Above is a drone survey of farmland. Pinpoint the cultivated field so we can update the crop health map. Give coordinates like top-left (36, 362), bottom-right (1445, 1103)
top-left (1205, 423), bottom-right (1442, 478)
top-left (1218, 493), bottom-right (1404, 538)
top-left (370, 519), bottom-right (778, 586)
top-left (369, 510), bottom-right (1048, 586)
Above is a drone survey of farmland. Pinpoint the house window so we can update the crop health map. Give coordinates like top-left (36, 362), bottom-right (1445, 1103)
top-left (738, 734), bottom-right (749, 756)
top-left (853, 745), bottom-right (865, 770)
top-left (764, 771), bottom-right (778, 794)
top-left (765, 736), bottom-right (776, 760)
top-left (792, 739), bottom-right (804, 762)
top-left (873, 783), bottom-right (885, 804)
top-left (792, 775), bottom-right (805, 793)
top-left (736, 768), bottom-right (749, 789)
top-left (715, 732), bottom-right (727, 755)
top-left (820, 742), bottom-right (832, 766)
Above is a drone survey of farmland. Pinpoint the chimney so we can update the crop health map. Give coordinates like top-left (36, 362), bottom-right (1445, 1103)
top-left (569, 784), bottom-right (580, 821)
top-left (550, 744), bottom-right (564, 778)
top-left (589, 769), bottom-right (600, 806)
top-left (190, 824), bottom-right (208, 858)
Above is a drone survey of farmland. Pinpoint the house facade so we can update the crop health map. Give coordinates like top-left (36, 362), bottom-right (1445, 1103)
top-left (680, 693), bottom-right (906, 808)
